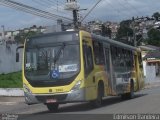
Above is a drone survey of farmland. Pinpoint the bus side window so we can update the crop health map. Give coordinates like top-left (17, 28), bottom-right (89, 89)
top-left (138, 53), bottom-right (143, 69)
top-left (83, 44), bottom-right (94, 77)
top-left (128, 51), bottom-right (134, 68)
top-left (111, 46), bottom-right (116, 65)
top-left (93, 41), bottom-right (105, 65)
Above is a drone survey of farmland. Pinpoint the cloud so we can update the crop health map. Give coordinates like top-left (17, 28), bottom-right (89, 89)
top-left (0, 0), bottom-right (160, 30)
top-left (83, 0), bottom-right (160, 22)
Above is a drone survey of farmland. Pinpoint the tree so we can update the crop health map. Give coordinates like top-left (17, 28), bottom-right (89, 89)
top-left (101, 24), bottom-right (111, 38)
top-left (116, 20), bottom-right (133, 45)
top-left (152, 12), bottom-right (160, 21)
top-left (15, 31), bottom-right (41, 44)
top-left (116, 26), bottom-right (133, 39)
top-left (146, 28), bottom-right (160, 46)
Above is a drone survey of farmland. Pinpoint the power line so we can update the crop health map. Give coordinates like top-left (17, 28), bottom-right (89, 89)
top-left (101, 1), bottom-right (120, 21)
top-left (31, 0), bottom-right (70, 15)
top-left (46, 0), bottom-right (65, 9)
top-left (105, 0), bottom-right (131, 20)
top-left (1, 3), bottom-right (55, 20)
top-left (117, 0), bottom-right (139, 16)
top-left (40, 0), bottom-right (64, 10)
top-left (123, 0), bottom-right (144, 16)
top-left (0, 2), bottom-right (58, 20)
top-left (41, 0), bottom-right (72, 16)
top-left (115, 0), bottom-right (136, 18)
top-left (51, 0), bottom-right (65, 6)
top-left (0, 0), bottom-right (72, 21)
top-left (81, 0), bottom-right (103, 22)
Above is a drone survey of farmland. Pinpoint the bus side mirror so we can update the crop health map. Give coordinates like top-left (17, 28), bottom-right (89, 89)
top-left (16, 52), bottom-right (19, 62)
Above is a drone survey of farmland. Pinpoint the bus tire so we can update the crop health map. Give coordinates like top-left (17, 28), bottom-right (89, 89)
top-left (46, 103), bottom-right (59, 112)
top-left (121, 94), bottom-right (127, 100)
top-left (127, 80), bottom-right (134, 99)
top-left (91, 83), bottom-right (104, 108)
top-left (121, 80), bottom-right (134, 100)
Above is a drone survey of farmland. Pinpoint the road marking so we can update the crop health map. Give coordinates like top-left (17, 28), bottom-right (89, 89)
top-left (0, 102), bottom-right (18, 105)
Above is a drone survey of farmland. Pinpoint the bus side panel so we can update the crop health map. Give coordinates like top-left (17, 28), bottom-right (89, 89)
top-left (134, 53), bottom-right (144, 91)
top-left (81, 31), bottom-right (114, 101)
top-left (80, 31), bottom-right (97, 101)
top-left (103, 45), bottom-right (116, 96)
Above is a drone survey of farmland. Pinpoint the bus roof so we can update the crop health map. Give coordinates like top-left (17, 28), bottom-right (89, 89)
top-left (91, 33), bottom-right (140, 52)
top-left (27, 30), bottom-right (140, 52)
top-left (28, 31), bottom-right (78, 40)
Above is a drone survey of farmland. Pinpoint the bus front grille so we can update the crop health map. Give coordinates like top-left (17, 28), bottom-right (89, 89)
top-left (35, 94), bottom-right (67, 102)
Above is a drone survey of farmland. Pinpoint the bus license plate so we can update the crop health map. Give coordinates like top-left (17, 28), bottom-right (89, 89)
top-left (46, 99), bottom-right (57, 103)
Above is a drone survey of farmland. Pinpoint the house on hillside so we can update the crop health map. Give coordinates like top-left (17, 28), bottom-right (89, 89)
top-left (140, 45), bottom-right (160, 83)
top-left (143, 51), bottom-right (160, 75)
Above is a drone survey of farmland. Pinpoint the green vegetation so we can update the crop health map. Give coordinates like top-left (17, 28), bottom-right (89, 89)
top-left (15, 31), bottom-right (41, 44)
top-left (116, 20), bottom-right (133, 45)
top-left (0, 72), bottom-right (22, 88)
top-left (117, 20), bottom-right (133, 38)
top-left (146, 28), bottom-right (160, 46)
top-left (152, 12), bottom-right (160, 21)
top-left (15, 25), bottom-right (43, 44)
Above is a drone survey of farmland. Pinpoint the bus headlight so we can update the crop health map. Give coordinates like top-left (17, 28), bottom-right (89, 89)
top-left (71, 80), bottom-right (82, 91)
top-left (23, 84), bottom-right (32, 94)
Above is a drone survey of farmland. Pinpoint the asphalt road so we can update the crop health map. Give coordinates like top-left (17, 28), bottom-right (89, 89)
top-left (1, 87), bottom-right (160, 120)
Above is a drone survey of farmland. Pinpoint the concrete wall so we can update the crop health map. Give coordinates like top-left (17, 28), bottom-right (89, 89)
top-left (145, 65), bottom-right (156, 83)
top-left (143, 61), bottom-right (147, 76)
top-left (0, 42), bottom-right (23, 74)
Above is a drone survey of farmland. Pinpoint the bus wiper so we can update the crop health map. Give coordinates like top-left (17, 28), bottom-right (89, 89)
top-left (53, 43), bottom-right (66, 66)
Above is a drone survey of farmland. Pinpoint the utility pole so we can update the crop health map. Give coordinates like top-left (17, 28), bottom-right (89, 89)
top-left (133, 23), bottom-right (137, 47)
top-left (132, 16), bottom-right (147, 46)
top-left (65, 0), bottom-right (80, 29)
top-left (73, 9), bottom-right (78, 29)
top-left (1, 25), bottom-right (5, 40)
top-left (132, 17), bottom-right (137, 47)
top-left (57, 0), bottom-right (58, 12)
top-left (1, 25), bottom-right (5, 45)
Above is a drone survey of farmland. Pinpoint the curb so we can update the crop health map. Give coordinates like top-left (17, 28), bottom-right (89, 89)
top-left (0, 82), bottom-right (160, 97)
top-left (144, 82), bottom-right (160, 89)
top-left (0, 88), bottom-right (24, 96)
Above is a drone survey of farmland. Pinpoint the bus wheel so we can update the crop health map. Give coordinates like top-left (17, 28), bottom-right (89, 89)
top-left (121, 81), bottom-right (134, 100)
top-left (127, 81), bottom-right (134, 99)
top-left (121, 94), bottom-right (127, 100)
top-left (46, 103), bottom-right (59, 112)
top-left (91, 84), bottom-right (103, 108)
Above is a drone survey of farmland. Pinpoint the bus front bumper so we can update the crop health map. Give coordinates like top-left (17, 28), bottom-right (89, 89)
top-left (24, 88), bottom-right (85, 105)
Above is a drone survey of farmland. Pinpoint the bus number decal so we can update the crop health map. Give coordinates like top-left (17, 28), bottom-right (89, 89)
top-left (59, 64), bottom-right (78, 72)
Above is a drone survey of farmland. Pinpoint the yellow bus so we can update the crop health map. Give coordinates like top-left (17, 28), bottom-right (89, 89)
top-left (21, 30), bottom-right (144, 112)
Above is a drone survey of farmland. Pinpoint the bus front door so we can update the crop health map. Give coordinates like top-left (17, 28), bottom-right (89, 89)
top-left (104, 48), bottom-right (115, 95)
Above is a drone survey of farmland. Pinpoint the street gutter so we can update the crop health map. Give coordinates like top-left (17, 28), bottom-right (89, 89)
top-left (0, 88), bottom-right (24, 96)
top-left (144, 82), bottom-right (160, 89)
top-left (0, 82), bottom-right (160, 97)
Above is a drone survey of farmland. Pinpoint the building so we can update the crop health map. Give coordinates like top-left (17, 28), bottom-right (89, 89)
top-left (0, 25), bottom-right (48, 44)
top-left (140, 45), bottom-right (160, 83)
top-left (154, 21), bottom-right (160, 29)
top-left (106, 22), bottom-right (119, 39)
top-left (0, 40), bottom-right (23, 74)
top-left (132, 17), bottom-right (156, 44)
top-left (88, 20), bottom-right (103, 35)
top-left (0, 25), bottom-right (47, 74)
top-left (87, 20), bottom-right (119, 38)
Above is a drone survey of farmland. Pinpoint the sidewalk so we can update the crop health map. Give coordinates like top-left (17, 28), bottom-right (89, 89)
top-left (0, 83), bottom-right (160, 97)
top-left (0, 96), bottom-right (24, 105)
top-left (145, 76), bottom-right (160, 89)
top-left (0, 96), bottom-right (24, 103)
top-left (0, 88), bottom-right (24, 96)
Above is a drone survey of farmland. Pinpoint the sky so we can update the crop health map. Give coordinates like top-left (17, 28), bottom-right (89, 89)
top-left (0, 0), bottom-right (160, 31)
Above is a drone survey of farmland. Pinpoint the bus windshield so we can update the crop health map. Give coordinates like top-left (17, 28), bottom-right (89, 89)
top-left (24, 32), bottom-right (80, 86)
